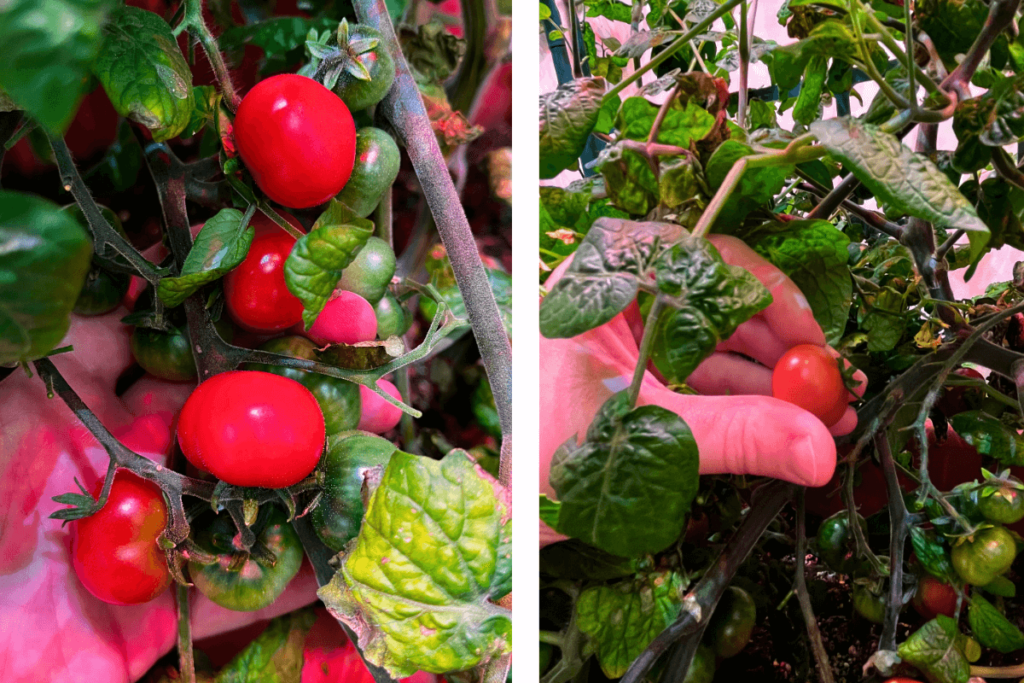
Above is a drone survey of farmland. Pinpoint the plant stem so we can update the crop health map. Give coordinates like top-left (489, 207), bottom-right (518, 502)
top-left (628, 296), bottom-right (666, 408)
top-left (354, 0), bottom-right (512, 490)
top-left (970, 663), bottom-right (1024, 679)
top-left (795, 490), bottom-right (836, 683)
top-left (736, 0), bottom-right (757, 130)
top-left (176, 584), bottom-right (196, 683)
top-left (876, 434), bottom-right (908, 654)
top-left (604, 0), bottom-right (744, 105)
top-left (620, 480), bottom-right (795, 683)
top-left (176, 0), bottom-right (241, 111)
top-left (48, 134), bottom-right (164, 284)
top-left (941, 0), bottom-right (1021, 96)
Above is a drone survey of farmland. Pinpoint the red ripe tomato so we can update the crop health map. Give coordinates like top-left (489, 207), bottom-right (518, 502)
top-left (234, 74), bottom-right (356, 209)
top-left (911, 575), bottom-right (959, 620)
top-left (177, 371), bottom-right (326, 488)
top-left (772, 344), bottom-right (848, 427)
top-left (71, 470), bottom-right (172, 605)
top-left (358, 379), bottom-right (403, 434)
top-left (224, 213), bottom-right (305, 332)
top-left (883, 679), bottom-right (924, 683)
top-left (308, 291), bottom-right (378, 345)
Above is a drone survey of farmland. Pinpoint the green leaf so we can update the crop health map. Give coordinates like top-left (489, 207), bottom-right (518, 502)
top-left (585, 0), bottom-right (632, 22)
top-left (766, 20), bottom-right (858, 92)
top-left (0, 191), bottom-right (92, 365)
top-left (968, 594), bottom-right (1024, 654)
top-left (979, 575), bottom-right (1016, 598)
top-left (897, 616), bottom-right (970, 683)
top-left (181, 85), bottom-right (219, 138)
top-left (215, 609), bottom-right (317, 683)
top-left (950, 411), bottom-right (1024, 466)
top-left (157, 209), bottom-right (255, 308)
top-left (84, 118), bottom-right (143, 193)
top-left (0, 0), bottom-right (115, 133)
top-left (793, 56), bottom-right (827, 126)
top-left (747, 99), bottom-right (777, 130)
top-left (576, 572), bottom-right (685, 678)
top-left (704, 140), bottom-right (793, 231)
top-left (958, 177), bottom-right (1024, 254)
top-left (550, 392), bottom-right (700, 557)
top-left (811, 118), bottom-right (990, 261)
top-left (540, 218), bottom-right (687, 339)
top-left (319, 450), bottom-right (511, 678)
top-left (219, 16), bottom-right (337, 58)
top-left (651, 236), bottom-right (773, 381)
top-left (539, 494), bottom-right (561, 529)
top-left (910, 526), bottom-right (957, 583)
top-left (539, 77), bottom-right (607, 179)
top-left (916, 0), bottom-right (989, 70)
top-left (92, 5), bottom-right (195, 142)
top-left (615, 97), bottom-right (717, 148)
top-left (283, 202), bottom-right (374, 329)
top-left (595, 141), bottom-right (660, 215)
top-left (859, 286), bottom-right (905, 352)
top-left (747, 219), bottom-right (851, 345)
top-left (540, 2), bottom-right (552, 21)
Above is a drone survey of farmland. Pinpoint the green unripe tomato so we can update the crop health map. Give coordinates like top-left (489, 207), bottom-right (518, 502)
top-left (374, 291), bottom-right (411, 339)
top-left (977, 484), bottom-right (1024, 524)
top-left (707, 585), bottom-right (756, 659)
top-left (311, 431), bottom-right (397, 551)
top-left (246, 335), bottom-right (361, 436)
top-left (339, 237), bottom-right (396, 304)
top-left (189, 505), bottom-right (303, 612)
top-left (539, 642), bottom-right (554, 676)
top-left (331, 23), bottom-right (396, 111)
top-left (816, 511), bottom-right (867, 571)
top-left (335, 127), bottom-right (401, 218)
top-left (75, 263), bottom-right (130, 316)
top-left (130, 326), bottom-right (197, 381)
top-left (853, 584), bottom-right (886, 624)
top-left (682, 644), bottom-right (715, 683)
top-left (951, 526), bottom-right (1018, 586)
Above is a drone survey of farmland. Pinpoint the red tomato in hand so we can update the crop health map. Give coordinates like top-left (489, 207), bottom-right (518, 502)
top-left (72, 470), bottom-right (172, 605)
top-left (911, 575), bottom-right (959, 620)
top-left (772, 344), bottom-right (848, 427)
top-left (234, 74), bottom-right (356, 209)
top-left (224, 213), bottom-right (305, 332)
top-left (358, 379), bottom-right (403, 434)
top-left (308, 291), bottom-right (378, 345)
top-left (177, 371), bottom-right (326, 488)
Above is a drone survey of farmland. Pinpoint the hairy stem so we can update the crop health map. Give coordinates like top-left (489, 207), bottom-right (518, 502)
top-left (628, 296), bottom-right (665, 407)
top-left (176, 0), bottom-right (241, 111)
top-left (876, 434), bottom-right (909, 653)
top-left (795, 490), bottom-right (836, 683)
top-left (176, 584), bottom-right (196, 683)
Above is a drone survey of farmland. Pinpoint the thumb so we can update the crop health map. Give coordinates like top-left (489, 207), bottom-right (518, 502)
top-left (637, 379), bottom-right (838, 487)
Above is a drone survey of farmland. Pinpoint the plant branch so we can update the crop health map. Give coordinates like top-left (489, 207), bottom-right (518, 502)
top-left (176, 584), bottom-right (196, 683)
top-left (619, 480), bottom-right (796, 683)
top-left (628, 296), bottom-right (665, 407)
top-left (876, 433), bottom-right (909, 653)
top-left (795, 490), bottom-right (836, 683)
top-left (175, 0), bottom-right (241, 111)
top-left (941, 0), bottom-right (1021, 97)
top-left (736, 0), bottom-right (756, 130)
top-left (354, 0), bottom-right (512, 489)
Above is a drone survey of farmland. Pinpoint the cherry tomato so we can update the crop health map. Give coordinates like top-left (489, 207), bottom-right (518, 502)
top-left (911, 575), bottom-right (958, 620)
top-left (852, 584), bottom-right (886, 624)
top-left (130, 326), bottom-right (197, 381)
top-left (331, 23), bottom-right (396, 111)
top-left (188, 505), bottom-right (303, 611)
top-left (223, 213), bottom-right (305, 333)
top-left (883, 679), bottom-right (925, 683)
top-left (816, 511), bottom-right (867, 571)
top-left (683, 644), bottom-right (715, 683)
top-left (74, 263), bottom-right (130, 316)
top-left (707, 585), bottom-right (756, 659)
top-left (234, 74), bottom-right (356, 209)
top-left (772, 344), bottom-right (848, 427)
top-left (177, 371), bottom-right (326, 488)
top-left (539, 642), bottom-right (553, 675)
top-left (338, 237), bottom-right (397, 305)
top-left (951, 526), bottom-right (1018, 586)
top-left (335, 128), bottom-right (401, 218)
top-left (307, 290), bottom-right (377, 346)
top-left (71, 470), bottom-right (172, 605)
top-left (374, 291), bottom-right (412, 339)
top-left (977, 482), bottom-right (1024, 524)
top-left (312, 431), bottom-right (397, 551)
top-left (246, 335), bottom-right (361, 436)
top-left (358, 379), bottom-right (403, 434)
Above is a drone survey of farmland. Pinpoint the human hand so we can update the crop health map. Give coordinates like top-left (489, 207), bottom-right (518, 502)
top-left (0, 309), bottom-right (319, 682)
top-left (539, 235), bottom-right (866, 546)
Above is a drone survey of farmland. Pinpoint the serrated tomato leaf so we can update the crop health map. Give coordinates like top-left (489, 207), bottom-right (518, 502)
top-left (0, 0), bottom-right (115, 133)
top-left (811, 118), bottom-right (990, 262)
top-left (319, 450), bottom-right (511, 678)
top-left (0, 191), bottom-right (92, 365)
top-left (540, 218), bottom-right (687, 339)
top-left (615, 97), bottom-right (716, 148)
top-left (704, 140), bottom-right (793, 229)
top-left (93, 5), bottom-right (194, 142)
top-left (950, 411), bottom-right (1024, 466)
top-left (577, 572), bottom-right (684, 678)
top-left (550, 392), bottom-right (700, 557)
top-left (216, 608), bottom-right (316, 683)
top-left (284, 201), bottom-right (374, 329)
top-left (910, 527), bottom-right (957, 583)
top-left (651, 236), bottom-right (773, 382)
top-left (157, 208), bottom-right (254, 308)
top-left (897, 615), bottom-right (970, 683)
top-left (968, 594), bottom-right (1024, 654)
top-left (539, 77), bottom-right (606, 179)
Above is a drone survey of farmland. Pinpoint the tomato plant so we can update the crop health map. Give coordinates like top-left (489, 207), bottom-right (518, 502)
top-left (233, 74), bottom-right (356, 209)
top-left (951, 526), bottom-right (1018, 586)
top-left (772, 344), bottom-right (848, 427)
top-left (72, 470), bottom-right (171, 605)
top-left (977, 480), bottom-right (1024, 524)
top-left (815, 511), bottom-right (867, 571)
top-left (911, 576), bottom-right (959, 621)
